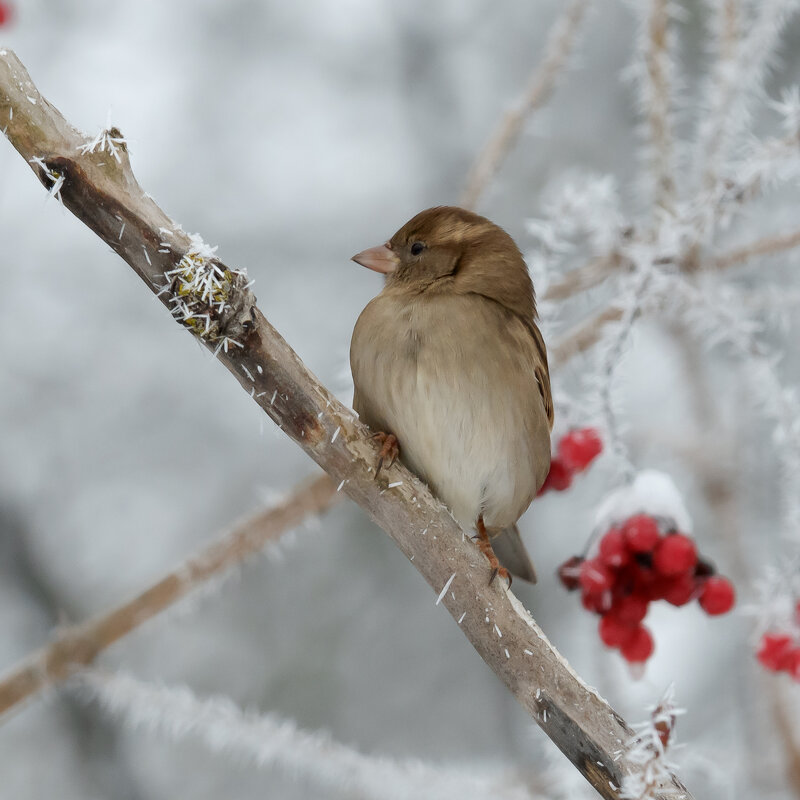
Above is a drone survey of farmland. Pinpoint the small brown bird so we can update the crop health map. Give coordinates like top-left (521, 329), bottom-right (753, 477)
top-left (350, 206), bottom-right (553, 584)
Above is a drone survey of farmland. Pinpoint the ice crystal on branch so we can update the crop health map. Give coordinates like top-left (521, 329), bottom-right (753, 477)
top-left (29, 155), bottom-right (65, 202)
top-left (78, 125), bottom-right (128, 163)
top-left (618, 685), bottom-right (685, 800)
top-left (162, 233), bottom-right (250, 352)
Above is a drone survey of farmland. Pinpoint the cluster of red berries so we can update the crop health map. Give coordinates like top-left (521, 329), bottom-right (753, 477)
top-left (538, 427), bottom-right (603, 495)
top-left (757, 603), bottom-right (800, 681)
top-left (0, 2), bottom-right (13, 27)
top-left (558, 514), bottom-right (736, 665)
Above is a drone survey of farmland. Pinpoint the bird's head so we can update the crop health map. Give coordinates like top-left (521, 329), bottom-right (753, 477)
top-left (351, 205), bottom-right (536, 322)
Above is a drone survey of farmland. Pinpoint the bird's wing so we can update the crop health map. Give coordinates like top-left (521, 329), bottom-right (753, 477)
top-left (526, 320), bottom-right (554, 431)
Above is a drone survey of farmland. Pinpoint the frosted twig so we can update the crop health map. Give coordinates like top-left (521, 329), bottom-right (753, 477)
top-left (619, 685), bottom-right (683, 800)
top-left (641, 0), bottom-right (677, 213)
top-left (460, 0), bottom-right (592, 210)
top-left (76, 670), bottom-right (538, 800)
top-left (593, 265), bottom-right (654, 478)
top-left (697, 0), bottom-right (741, 194)
top-left (0, 473), bottom-right (337, 718)
top-left (549, 305), bottom-right (624, 367)
top-left (697, 0), bottom-right (799, 195)
top-left (713, 227), bottom-right (800, 270)
top-left (542, 252), bottom-right (625, 302)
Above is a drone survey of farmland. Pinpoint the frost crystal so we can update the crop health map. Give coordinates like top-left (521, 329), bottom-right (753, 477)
top-left (163, 233), bottom-right (249, 349)
top-left (29, 155), bottom-right (65, 202)
top-left (78, 126), bottom-right (128, 162)
top-left (619, 685), bottom-right (685, 800)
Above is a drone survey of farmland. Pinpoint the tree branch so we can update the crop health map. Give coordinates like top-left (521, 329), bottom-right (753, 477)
top-left (459, 0), bottom-right (591, 211)
top-left (0, 473), bottom-right (338, 717)
top-left (643, 0), bottom-right (676, 213)
top-left (0, 49), bottom-right (693, 800)
top-left (713, 227), bottom-right (800, 270)
top-left (550, 306), bottom-right (624, 367)
top-left (542, 252), bottom-right (625, 302)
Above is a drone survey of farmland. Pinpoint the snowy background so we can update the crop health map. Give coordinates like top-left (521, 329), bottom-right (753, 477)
top-left (1, 1), bottom-right (799, 798)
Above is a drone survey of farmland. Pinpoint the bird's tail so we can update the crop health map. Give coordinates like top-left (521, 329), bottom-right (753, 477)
top-left (491, 524), bottom-right (537, 583)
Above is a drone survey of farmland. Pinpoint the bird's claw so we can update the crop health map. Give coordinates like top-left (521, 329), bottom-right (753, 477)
top-left (489, 566), bottom-right (512, 588)
top-left (371, 432), bottom-right (399, 479)
top-left (476, 516), bottom-right (512, 588)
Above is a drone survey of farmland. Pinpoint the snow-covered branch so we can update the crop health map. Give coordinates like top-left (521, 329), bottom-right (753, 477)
top-left (639, 0), bottom-right (678, 213)
top-left (0, 49), bottom-right (693, 800)
top-left (77, 670), bottom-right (540, 800)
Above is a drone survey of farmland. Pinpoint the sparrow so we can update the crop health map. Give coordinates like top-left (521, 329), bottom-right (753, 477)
top-left (349, 206), bottom-right (553, 584)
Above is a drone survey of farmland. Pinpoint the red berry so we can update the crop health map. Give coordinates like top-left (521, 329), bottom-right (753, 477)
top-left (630, 564), bottom-right (664, 600)
top-left (622, 514), bottom-right (661, 553)
top-left (598, 527), bottom-right (630, 568)
top-left (0, 3), bottom-right (12, 27)
top-left (582, 589), bottom-right (612, 614)
top-left (788, 648), bottom-right (800, 681)
top-left (698, 576), bottom-right (736, 615)
top-left (599, 615), bottom-right (637, 648)
top-left (557, 555), bottom-right (584, 591)
top-left (621, 625), bottom-right (655, 663)
top-left (558, 427), bottom-right (603, 472)
top-left (757, 633), bottom-right (795, 672)
top-left (613, 594), bottom-right (649, 625)
top-left (653, 534), bottom-right (697, 576)
top-left (579, 559), bottom-right (614, 595)
top-left (537, 457), bottom-right (573, 495)
top-left (663, 573), bottom-right (697, 606)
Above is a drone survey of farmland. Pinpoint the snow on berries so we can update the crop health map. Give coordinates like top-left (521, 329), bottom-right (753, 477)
top-left (538, 427), bottom-right (602, 496)
top-left (559, 516), bottom-right (735, 667)
top-left (557, 472), bottom-right (735, 669)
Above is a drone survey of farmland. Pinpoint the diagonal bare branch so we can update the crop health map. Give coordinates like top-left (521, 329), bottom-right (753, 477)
top-left (0, 473), bottom-right (338, 718)
top-left (0, 49), bottom-right (693, 799)
top-left (713, 227), bottom-right (800, 270)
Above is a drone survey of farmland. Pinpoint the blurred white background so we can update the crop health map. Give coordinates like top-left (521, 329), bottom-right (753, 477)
top-left (1, 1), bottom-right (799, 798)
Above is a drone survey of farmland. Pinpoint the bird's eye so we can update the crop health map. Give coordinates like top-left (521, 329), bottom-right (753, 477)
top-left (410, 242), bottom-right (425, 256)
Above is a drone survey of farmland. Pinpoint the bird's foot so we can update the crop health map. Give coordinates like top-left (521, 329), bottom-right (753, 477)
top-left (475, 516), bottom-right (511, 587)
top-left (370, 432), bottom-right (399, 479)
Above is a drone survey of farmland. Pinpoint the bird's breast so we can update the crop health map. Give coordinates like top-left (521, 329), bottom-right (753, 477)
top-left (351, 292), bottom-right (551, 530)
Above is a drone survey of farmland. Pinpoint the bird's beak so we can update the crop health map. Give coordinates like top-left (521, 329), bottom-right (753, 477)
top-left (351, 243), bottom-right (399, 274)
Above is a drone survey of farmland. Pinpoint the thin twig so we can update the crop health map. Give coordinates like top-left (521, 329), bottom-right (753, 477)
top-left (0, 50), bottom-right (693, 799)
top-left (699, 0), bottom-right (740, 194)
top-left (542, 252), bottom-right (624, 302)
top-left (713, 227), bottom-right (800, 270)
top-left (459, 0), bottom-right (591, 210)
top-left (550, 305), bottom-right (624, 367)
top-left (644, 0), bottom-right (676, 213)
top-left (0, 473), bottom-right (338, 717)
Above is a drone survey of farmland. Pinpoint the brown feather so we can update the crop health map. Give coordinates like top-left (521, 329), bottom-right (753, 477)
top-left (350, 206), bottom-right (553, 581)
